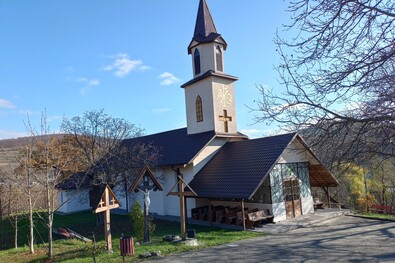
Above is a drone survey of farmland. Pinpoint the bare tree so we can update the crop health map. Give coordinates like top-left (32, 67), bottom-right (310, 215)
top-left (253, 0), bottom-right (395, 164)
top-left (60, 109), bottom-right (145, 187)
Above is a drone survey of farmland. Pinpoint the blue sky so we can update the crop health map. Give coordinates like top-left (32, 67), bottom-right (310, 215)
top-left (0, 0), bottom-right (291, 139)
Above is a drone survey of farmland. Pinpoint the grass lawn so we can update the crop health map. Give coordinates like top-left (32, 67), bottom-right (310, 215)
top-left (356, 212), bottom-right (395, 220)
top-left (0, 211), bottom-right (264, 262)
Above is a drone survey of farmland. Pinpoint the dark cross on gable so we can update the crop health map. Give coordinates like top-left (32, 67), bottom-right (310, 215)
top-left (168, 169), bottom-right (197, 240)
top-left (219, 109), bottom-right (232, 133)
top-left (92, 184), bottom-right (121, 252)
top-left (129, 165), bottom-right (163, 243)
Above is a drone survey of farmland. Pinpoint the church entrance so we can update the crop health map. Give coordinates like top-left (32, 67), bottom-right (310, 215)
top-left (283, 178), bottom-right (302, 218)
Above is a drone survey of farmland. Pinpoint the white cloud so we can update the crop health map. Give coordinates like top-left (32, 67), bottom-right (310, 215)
top-left (0, 129), bottom-right (27, 139)
top-left (76, 77), bottom-right (100, 95)
top-left (0, 99), bottom-right (15, 109)
top-left (152, 108), bottom-right (171, 114)
top-left (103, 53), bottom-right (150, 77)
top-left (159, 72), bottom-right (181, 86)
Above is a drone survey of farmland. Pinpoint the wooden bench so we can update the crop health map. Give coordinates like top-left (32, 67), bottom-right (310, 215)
top-left (314, 198), bottom-right (324, 209)
top-left (191, 205), bottom-right (209, 221)
top-left (246, 210), bottom-right (274, 229)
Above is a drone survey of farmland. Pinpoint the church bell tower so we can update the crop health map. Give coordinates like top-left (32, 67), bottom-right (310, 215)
top-left (181, 0), bottom-right (238, 135)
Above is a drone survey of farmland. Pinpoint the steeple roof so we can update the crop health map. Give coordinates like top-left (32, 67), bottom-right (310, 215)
top-left (193, 0), bottom-right (218, 40)
top-left (188, 0), bottom-right (227, 54)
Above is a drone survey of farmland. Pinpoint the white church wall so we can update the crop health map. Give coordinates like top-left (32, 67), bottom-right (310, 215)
top-left (112, 183), bottom-right (127, 211)
top-left (185, 79), bottom-right (215, 135)
top-left (301, 196), bottom-right (314, 215)
top-left (212, 80), bottom-right (237, 134)
top-left (278, 139), bottom-right (319, 165)
top-left (193, 44), bottom-right (216, 75)
top-left (57, 189), bottom-right (90, 214)
top-left (272, 202), bottom-right (287, 222)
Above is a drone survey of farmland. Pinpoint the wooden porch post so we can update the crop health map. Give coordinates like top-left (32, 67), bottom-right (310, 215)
top-left (241, 200), bottom-right (246, 231)
top-left (208, 199), bottom-right (212, 226)
top-left (327, 187), bottom-right (331, 209)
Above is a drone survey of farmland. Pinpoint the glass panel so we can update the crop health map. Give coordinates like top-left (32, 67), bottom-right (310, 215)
top-left (270, 165), bottom-right (283, 204)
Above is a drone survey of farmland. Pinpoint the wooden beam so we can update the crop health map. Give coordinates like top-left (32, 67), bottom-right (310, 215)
top-left (168, 192), bottom-right (196, 197)
top-left (104, 188), bottom-right (112, 251)
top-left (208, 200), bottom-right (212, 226)
top-left (327, 187), bottom-right (331, 209)
top-left (241, 200), bottom-right (246, 231)
top-left (179, 179), bottom-right (186, 241)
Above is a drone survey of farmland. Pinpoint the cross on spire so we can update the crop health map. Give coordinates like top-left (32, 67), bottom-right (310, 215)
top-left (219, 109), bottom-right (232, 133)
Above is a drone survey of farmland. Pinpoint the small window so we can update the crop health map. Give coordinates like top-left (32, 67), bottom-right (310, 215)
top-left (196, 95), bottom-right (203, 122)
top-left (215, 46), bottom-right (223, 71)
top-left (194, 49), bottom-right (201, 75)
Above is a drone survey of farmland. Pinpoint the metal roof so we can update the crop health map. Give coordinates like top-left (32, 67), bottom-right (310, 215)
top-left (122, 128), bottom-right (216, 167)
top-left (188, 133), bottom-right (338, 200)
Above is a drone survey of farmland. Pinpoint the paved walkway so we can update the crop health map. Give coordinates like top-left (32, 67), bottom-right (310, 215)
top-left (253, 208), bottom-right (348, 234)
top-left (147, 213), bottom-right (395, 262)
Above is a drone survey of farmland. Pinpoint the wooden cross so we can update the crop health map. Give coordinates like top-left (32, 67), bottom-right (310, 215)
top-left (219, 109), bottom-right (232, 133)
top-left (93, 185), bottom-right (120, 252)
top-left (168, 174), bottom-right (197, 240)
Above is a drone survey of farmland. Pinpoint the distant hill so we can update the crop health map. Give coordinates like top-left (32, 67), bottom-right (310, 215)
top-left (0, 134), bottom-right (64, 176)
top-left (0, 134), bottom-right (64, 149)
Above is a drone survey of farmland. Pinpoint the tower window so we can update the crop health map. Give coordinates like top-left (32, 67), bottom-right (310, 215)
top-left (194, 49), bottom-right (201, 75)
top-left (216, 46), bottom-right (223, 72)
top-left (196, 95), bottom-right (203, 122)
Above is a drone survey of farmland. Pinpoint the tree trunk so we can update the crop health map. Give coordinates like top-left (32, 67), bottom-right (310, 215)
top-left (27, 156), bottom-right (35, 254)
top-left (14, 214), bottom-right (18, 249)
top-left (28, 194), bottom-right (34, 254)
top-left (47, 184), bottom-right (53, 258)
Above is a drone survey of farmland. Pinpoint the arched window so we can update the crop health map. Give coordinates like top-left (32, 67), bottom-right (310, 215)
top-left (216, 45), bottom-right (223, 72)
top-left (194, 49), bottom-right (201, 75)
top-left (196, 95), bottom-right (203, 122)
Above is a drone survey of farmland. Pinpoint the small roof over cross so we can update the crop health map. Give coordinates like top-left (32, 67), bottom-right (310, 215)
top-left (129, 164), bottom-right (163, 193)
top-left (92, 184), bottom-right (121, 213)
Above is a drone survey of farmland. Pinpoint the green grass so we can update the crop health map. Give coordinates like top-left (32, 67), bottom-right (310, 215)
top-left (357, 212), bottom-right (395, 220)
top-left (0, 211), bottom-right (264, 262)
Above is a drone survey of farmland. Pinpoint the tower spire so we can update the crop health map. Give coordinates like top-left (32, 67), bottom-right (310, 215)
top-left (188, 0), bottom-right (227, 54)
top-left (193, 0), bottom-right (218, 40)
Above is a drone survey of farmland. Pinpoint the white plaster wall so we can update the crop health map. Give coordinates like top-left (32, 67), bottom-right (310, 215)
top-left (192, 44), bottom-right (216, 77)
top-left (301, 196), bottom-right (314, 215)
top-left (272, 202), bottom-right (287, 222)
top-left (212, 79), bottom-right (237, 134)
top-left (112, 184), bottom-right (127, 211)
top-left (278, 139), bottom-right (319, 165)
top-left (185, 79), bottom-right (215, 135)
top-left (57, 190), bottom-right (90, 213)
top-left (185, 77), bottom-right (237, 135)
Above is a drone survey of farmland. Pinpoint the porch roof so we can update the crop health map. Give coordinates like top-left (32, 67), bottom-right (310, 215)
top-left (188, 133), bottom-right (338, 200)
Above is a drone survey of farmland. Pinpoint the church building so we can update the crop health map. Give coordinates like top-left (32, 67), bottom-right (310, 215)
top-left (57, 0), bottom-right (338, 223)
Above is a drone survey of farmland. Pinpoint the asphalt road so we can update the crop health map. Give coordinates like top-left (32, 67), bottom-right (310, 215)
top-left (147, 215), bottom-right (395, 263)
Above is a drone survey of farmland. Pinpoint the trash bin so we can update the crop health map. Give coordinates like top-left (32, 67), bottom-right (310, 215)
top-left (120, 236), bottom-right (134, 256)
top-left (187, 229), bottom-right (196, 238)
